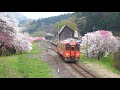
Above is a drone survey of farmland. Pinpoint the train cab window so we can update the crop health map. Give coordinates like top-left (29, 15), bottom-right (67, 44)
top-left (76, 44), bottom-right (80, 51)
top-left (71, 47), bottom-right (74, 51)
top-left (66, 44), bottom-right (70, 50)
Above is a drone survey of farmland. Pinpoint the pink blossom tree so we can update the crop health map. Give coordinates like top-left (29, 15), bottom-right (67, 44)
top-left (0, 13), bottom-right (34, 56)
top-left (82, 30), bottom-right (119, 59)
top-left (14, 33), bottom-right (33, 53)
top-left (0, 17), bottom-right (17, 56)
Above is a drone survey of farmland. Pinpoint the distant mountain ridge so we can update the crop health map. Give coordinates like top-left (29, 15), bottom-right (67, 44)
top-left (21, 13), bottom-right (75, 34)
top-left (0, 12), bottom-right (28, 23)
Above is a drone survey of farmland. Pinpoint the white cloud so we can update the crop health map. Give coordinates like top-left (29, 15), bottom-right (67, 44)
top-left (19, 12), bottom-right (74, 19)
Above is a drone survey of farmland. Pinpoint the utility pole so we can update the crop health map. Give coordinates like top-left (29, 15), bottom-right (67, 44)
top-left (87, 34), bottom-right (88, 57)
top-left (93, 26), bottom-right (95, 32)
top-left (58, 24), bottom-right (60, 41)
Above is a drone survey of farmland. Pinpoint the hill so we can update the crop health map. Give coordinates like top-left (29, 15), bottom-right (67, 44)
top-left (75, 12), bottom-right (120, 36)
top-left (20, 13), bottom-right (76, 36)
top-left (0, 12), bottom-right (28, 23)
top-left (19, 12), bottom-right (120, 37)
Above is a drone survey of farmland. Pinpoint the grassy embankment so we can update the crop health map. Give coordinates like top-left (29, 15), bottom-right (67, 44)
top-left (80, 53), bottom-right (120, 74)
top-left (0, 41), bottom-right (53, 78)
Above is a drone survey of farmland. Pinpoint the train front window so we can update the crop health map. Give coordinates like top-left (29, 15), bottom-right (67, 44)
top-left (76, 44), bottom-right (80, 51)
top-left (66, 44), bottom-right (70, 50)
top-left (71, 47), bottom-right (74, 51)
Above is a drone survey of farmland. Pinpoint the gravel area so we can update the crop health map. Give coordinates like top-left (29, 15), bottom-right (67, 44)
top-left (81, 62), bottom-right (120, 78)
top-left (41, 48), bottom-right (82, 78)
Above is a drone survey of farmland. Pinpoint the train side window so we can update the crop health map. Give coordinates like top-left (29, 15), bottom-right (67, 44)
top-left (76, 44), bottom-right (80, 51)
top-left (66, 44), bottom-right (70, 50)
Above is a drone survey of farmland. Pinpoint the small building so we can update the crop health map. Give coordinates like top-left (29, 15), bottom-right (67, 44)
top-left (58, 25), bottom-right (75, 41)
top-left (45, 33), bottom-right (54, 40)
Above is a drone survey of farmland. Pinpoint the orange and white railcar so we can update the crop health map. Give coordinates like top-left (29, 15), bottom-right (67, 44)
top-left (57, 39), bottom-right (80, 62)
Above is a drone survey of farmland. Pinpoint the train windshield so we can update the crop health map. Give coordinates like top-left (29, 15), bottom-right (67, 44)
top-left (71, 47), bottom-right (74, 51)
top-left (76, 44), bottom-right (80, 51)
top-left (66, 44), bottom-right (70, 50)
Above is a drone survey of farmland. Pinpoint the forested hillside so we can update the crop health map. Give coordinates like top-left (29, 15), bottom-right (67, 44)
top-left (20, 12), bottom-right (120, 37)
top-left (75, 12), bottom-right (120, 36)
top-left (20, 13), bottom-right (76, 36)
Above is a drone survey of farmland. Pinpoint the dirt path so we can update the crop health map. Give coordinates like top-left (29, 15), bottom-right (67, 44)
top-left (81, 62), bottom-right (120, 78)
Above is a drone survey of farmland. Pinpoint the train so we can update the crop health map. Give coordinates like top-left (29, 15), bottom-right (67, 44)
top-left (57, 38), bottom-right (80, 62)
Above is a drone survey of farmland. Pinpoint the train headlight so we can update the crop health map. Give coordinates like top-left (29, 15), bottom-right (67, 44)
top-left (77, 53), bottom-right (79, 55)
top-left (66, 53), bottom-right (69, 56)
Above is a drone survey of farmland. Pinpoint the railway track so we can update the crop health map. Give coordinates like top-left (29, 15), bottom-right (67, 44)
top-left (70, 63), bottom-right (99, 78)
top-left (49, 41), bottom-right (101, 78)
top-left (48, 42), bottom-right (57, 52)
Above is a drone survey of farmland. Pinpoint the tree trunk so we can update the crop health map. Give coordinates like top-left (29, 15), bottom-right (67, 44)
top-left (97, 52), bottom-right (101, 60)
top-left (100, 52), bottom-right (104, 57)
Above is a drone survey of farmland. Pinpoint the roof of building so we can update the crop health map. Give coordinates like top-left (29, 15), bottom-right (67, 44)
top-left (58, 25), bottom-right (74, 35)
top-left (46, 33), bottom-right (54, 36)
top-left (60, 38), bottom-right (80, 45)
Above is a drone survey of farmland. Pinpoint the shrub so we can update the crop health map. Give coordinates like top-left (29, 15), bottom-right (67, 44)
top-left (113, 47), bottom-right (120, 71)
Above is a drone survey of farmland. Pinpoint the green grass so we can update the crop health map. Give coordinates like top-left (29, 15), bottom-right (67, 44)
top-left (80, 54), bottom-right (120, 74)
top-left (0, 41), bottom-right (53, 78)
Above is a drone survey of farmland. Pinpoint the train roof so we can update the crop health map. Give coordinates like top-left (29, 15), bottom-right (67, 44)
top-left (61, 38), bottom-right (77, 42)
top-left (58, 38), bottom-right (80, 45)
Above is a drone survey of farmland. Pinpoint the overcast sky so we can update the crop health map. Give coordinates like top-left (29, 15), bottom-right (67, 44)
top-left (19, 12), bottom-right (74, 19)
